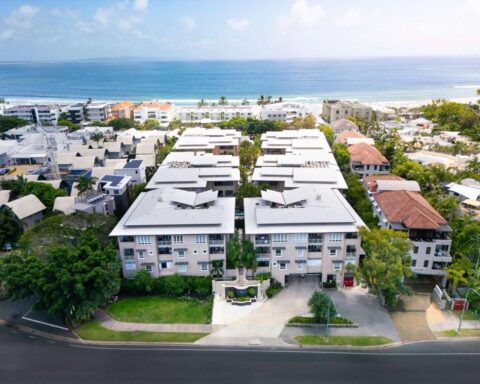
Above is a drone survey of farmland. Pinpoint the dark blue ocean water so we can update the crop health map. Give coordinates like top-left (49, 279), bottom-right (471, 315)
top-left (0, 56), bottom-right (479, 104)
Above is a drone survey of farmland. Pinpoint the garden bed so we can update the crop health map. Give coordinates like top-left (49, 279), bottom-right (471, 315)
top-left (287, 316), bottom-right (358, 328)
top-left (295, 335), bottom-right (393, 346)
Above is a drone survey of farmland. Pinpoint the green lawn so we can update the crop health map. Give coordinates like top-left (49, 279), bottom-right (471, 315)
top-left (440, 329), bottom-right (480, 337)
top-left (295, 335), bottom-right (393, 346)
top-left (76, 322), bottom-right (207, 343)
top-left (453, 310), bottom-right (480, 321)
top-left (106, 296), bottom-right (212, 324)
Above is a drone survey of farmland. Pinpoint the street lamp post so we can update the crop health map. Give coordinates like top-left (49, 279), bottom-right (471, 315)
top-left (457, 287), bottom-right (480, 335)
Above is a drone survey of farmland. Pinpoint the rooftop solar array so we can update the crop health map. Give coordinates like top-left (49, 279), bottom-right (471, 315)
top-left (124, 160), bottom-right (143, 169)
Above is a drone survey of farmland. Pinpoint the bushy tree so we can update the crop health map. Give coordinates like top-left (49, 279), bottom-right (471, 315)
top-left (332, 143), bottom-right (350, 173)
top-left (140, 119), bottom-right (160, 130)
top-left (344, 174), bottom-right (378, 229)
top-left (22, 181), bottom-right (66, 211)
top-left (319, 124), bottom-right (334, 146)
top-left (0, 116), bottom-right (29, 133)
top-left (110, 118), bottom-right (135, 131)
top-left (359, 228), bottom-right (412, 307)
top-left (0, 207), bottom-right (23, 249)
top-left (76, 176), bottom-right (97, 195)
top-left (132, 269), bottom-right (154, 294)
top-left (308, 290), bottom-right (336, 323)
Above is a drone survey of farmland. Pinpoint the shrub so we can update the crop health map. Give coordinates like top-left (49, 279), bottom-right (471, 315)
top-left (322, 281), bottom-right (337, 289)
top-left (247, 287), bottom-right (256, 297)
top-left (191, 276), bottom-right (212, 299)
top-left (266, 280), bottom-right (282, 298)
top-left (329, 316), bottom-right (353, 325)
top-left (288, 316), bottom-right (316, 324)
top-left (227, 290), bottom-right (235, 299)
top-left (160, 274), bottom-right (187, 297)
top-left (308, 290), bottom-right (336, 323)
top-left (256, 272), bottom-right (271, 282)
top-left (133, 270), bottom-right (154, 294)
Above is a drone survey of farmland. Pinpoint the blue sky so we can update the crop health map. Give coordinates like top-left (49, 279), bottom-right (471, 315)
top-left (0, 0), bottom-right (479, 61)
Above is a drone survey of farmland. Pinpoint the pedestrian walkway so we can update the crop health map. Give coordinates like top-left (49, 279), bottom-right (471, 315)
top-left (95, 311), bottom-right (221, 333)
top-left (426, 303), bottom-right (480, 333)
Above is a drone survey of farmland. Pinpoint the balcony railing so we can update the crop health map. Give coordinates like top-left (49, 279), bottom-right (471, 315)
top-left (209, 240), bottom-right (224, 246)
top-left (255, 239), bottom-right (271, 245)
top-left (346, 252), bottom-right (356, 259)
top-left (308, 239), bottom-right (323, 244)
top-left (434, 250), bottom-right (450, 257)
top-left (157, 240), bottom-right (172, 246)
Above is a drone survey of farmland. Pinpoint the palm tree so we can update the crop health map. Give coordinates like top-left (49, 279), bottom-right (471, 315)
top-left (76, 176), bottom-right (97, 195)
top-left (218, 96), bottom-right (228, 106)
top-left (197, 99), bottom-right (207, 107)
top-left (242, 240), bottom-right (257, 278)
top-left (257, 95), bottom-right (265, 106)
top-left (466, 157), bottom-right (480, 174)
top-left (241, 98), bottom-right (250, 106)
top-left (91, 132), bottom-right (104, 145)
top-left (446, 265), bottom-right (468, 292)
top-left (210, 260), bottom-right (224, 278)
top-left (266, 95), bottom-right (272, 104)
top-left (464, 233), bottom-right (480, 269)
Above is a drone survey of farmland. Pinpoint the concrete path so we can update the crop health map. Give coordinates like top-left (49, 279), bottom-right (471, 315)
top-left (211, 295), bottom-right (266, 325)
top-left (196, 275), bottom-right (319, 346)
top-left (426, 304), bottom-right (480, 333)
top-left (95, 311), bottom-right (221, 333)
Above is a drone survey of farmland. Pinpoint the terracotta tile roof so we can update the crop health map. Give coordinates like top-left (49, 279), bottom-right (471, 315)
top-left (374, 190), bottom-right (447, 230)
top-left (111, 101), bottom-right (134, 111)
top-left (331, 118), bottom-right (359, 132)
top-left (336, 130), bottom-right (364, 144)
top-left (348, 142), bottom-right (389, 165)
top-left (364, 175), bottom-right (404, 192)
top-left (134, 101), bottom-right (172, 111)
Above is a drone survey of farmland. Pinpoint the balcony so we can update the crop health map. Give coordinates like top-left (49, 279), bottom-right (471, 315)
top-left (157, 240), bottom-right (172, 246)
top-left (209, 240), bottom-right (224, 246)
top-left (158, 247), bottom-right (172, 255)
top-left (346, 252), bottom-right (356, 259)
top-left (209, 246), bottom-right (225, 255)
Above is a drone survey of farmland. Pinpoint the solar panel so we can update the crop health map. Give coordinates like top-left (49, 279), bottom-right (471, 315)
top-left (101, 175), bottom-right (124, 187)
top-left (124, 160), bottom-right (143, 169)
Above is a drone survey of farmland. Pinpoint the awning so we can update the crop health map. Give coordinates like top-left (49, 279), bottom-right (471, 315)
top-left (175, 261), bottom-right (189, 265)
top-left (277, 260), bottom-right (291, 263)
top-left (295, 246), bottom-right (307, 249)
top-left (295, 260), bottom-right (307, 264)
top-left (197, 261), bottom-right (209, 265)
top-left (463, 199), bottom-right (480, 208)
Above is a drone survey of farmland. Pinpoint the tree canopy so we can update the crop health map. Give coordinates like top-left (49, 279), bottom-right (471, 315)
top-left (110, 117), bottom-right (135, 131)
top-left (0, 116), bottom-right (29, 133)
top-left (0, 207), bottom-right (23, 250)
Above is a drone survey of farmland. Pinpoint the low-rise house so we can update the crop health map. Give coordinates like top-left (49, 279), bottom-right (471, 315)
top-left (336, 130), bottom-right (364, 144)
top-left (98, 174), bottom-right (132, 215)
top-left (114, 159), bottom-right (146, 185)
top-left (365, 175), bottom-right (452, 282)
top-left (53, 196), bottom-right (77, 215)
top-left (347, 143), bottom-right (390, 176)
top-left (4, 194), bottom-right (47, 229)
top-left (133, 101), bottom-right (174, 126)
top-left (111, 101), bottom-right (134, 119)
top-left (72, 191), bottom-right (115, 216)
top-left (322, 100), bottom-right (372, 122)
top-left (110, 188), bottom-right (235, 278)
top-left (331, 118), bottom-right (360, 134)
top-left (244, 187), bottom-right (365, 286)
top-left (446, 179), bottom-right (480, 219)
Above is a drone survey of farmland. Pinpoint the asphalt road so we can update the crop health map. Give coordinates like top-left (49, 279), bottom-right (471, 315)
top-left (0, 325), bottom-right (479, 384)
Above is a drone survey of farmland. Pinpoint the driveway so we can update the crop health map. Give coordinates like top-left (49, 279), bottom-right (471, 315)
top-left (196, 275), bottom-right (319, 346)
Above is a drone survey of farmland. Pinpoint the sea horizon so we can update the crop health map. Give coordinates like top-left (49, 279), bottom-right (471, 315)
top-left (1, 56), bottom-right (479, 105)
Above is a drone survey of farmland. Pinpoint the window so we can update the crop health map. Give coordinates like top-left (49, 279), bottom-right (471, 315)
top-left (411, 259), bottom-right (417, 267)
top-left (275, 249), bottom-right (283, 257)
top-left (173, 235), bottom-right (183, 244)
top-left (196, 235), bottom-right (206, 244)
top-left (272, 233), bottom-right (287, 243)
top-left (136, 236), bottom-right (151, 245)
top-left (424, 260), bottom-right (429, 268)
top-left (279, 262), bottom-right (287, 270)
top-left (201, 263), bottom-right (208, 272)
top-left (178, 264), bottom-right (187, 273)
top-left (329, 233), bottom-right (342, 242)
top-left (296, 249), bottom-right (304, 258)
top-left (293, 233), bottom-right (307, 242)
top-left (329, 248), bottom-right (337, 257)
top-left (413, 247), bottom-right (419, 254)
top-left (426, 247), bottom-right (431, 255)
top-left (160, 261), bottom-right (173, 269)
top-left (177, 250), bottom-right (185, 258)
top-left (257, 259), bottom-right (270, 268)
top-left (145, 265), bottom-right (153, 273)
top-left (136, 250), bottom-right (146, 259)
top-left (296, 262), bottom-right (304, 271)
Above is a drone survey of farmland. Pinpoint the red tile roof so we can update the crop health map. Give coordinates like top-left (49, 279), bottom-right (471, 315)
top-left (348, 142), bottom-right (389, 165)
top-left (336, 130), bottom-right (365, 144)
top-left (134, 101), bottom-right (172, 111)
top-left (374, 190), bottom-right (447, 230)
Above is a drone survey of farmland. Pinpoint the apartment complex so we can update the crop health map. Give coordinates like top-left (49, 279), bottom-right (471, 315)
top-left (66, 103), bottom-right (85, 123)
top-left (85, 103), bottom-right (112, 123)
top-left (244, 187), bottom-right (365, 286)
top-left (365, 175), bottom-right (452, 280)
top-left (4, 104), bottom-right (62, 125)
top-left (110, 188), bottom-right (235, 278)
top-left (111, 101), bottom-right (135, 119)
top-left (133, 101), bottom-right (175, 125)
top-left (322, 100), bottom-right (372, 122)
top-left (177, 105), bottom-right (259, 123)
top-left (146, 151), bottom-right (240, 197)
top-left (260, 129), bottom-right (331, 155)
top-left (259, 102), bottom-right (321, 123)
top-left (174, 128), bottom-right (241, 155)
top-left (348, 142), bottom-right (390, 177)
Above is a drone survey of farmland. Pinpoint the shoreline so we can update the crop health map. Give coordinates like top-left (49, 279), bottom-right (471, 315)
top-left (1, 96), bottom-right (478, 110)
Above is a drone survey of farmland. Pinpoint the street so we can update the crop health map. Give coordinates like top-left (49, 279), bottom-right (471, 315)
top-left (0, 325), bottom-right (479, 384)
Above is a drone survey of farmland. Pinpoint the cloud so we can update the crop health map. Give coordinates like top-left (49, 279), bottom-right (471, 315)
top-left (277, 0), bottom-right (323, 30)
top-left (181, 16), bottom-right (197, 31)
top-left (133, 0), bottom-right (149, 13)
top-left (0, 30), bottom-right (14, 41)
top-left (94, 7), bottom-right (112, 26)
top-left (334, 9), bottom-right (381, 28)
top-left (227, 18), bottom-right (250, 31)
top-left (5, 4), bottom-right (39, 29)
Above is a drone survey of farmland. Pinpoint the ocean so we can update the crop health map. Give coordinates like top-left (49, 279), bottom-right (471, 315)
top-left (0, 56), bottom-right (479, 105)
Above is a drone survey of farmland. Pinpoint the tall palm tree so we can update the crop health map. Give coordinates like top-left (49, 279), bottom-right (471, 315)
top-left (218, 96), bottom-right (228, 106)
top-left (241, 98), bottom-right (250, 106)
top-left (257, 95), bottom-right (265, 106)
top-left (464, 233), bottom-right (480, 269)
top-left (266, 95), bottom-right (272, 104)
top-left (76, 176), bottom-right (97, 195)
top-left (242, 240), bottom-right (257, 278)
top-left (198, 99), bottom-right (207, 107)
top-left (91, 132), bottom-right (104, 145)
top-left (446, 265), bottom-right (468, 292)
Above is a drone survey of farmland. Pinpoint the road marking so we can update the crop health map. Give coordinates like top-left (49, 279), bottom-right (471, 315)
top-left (21, 315), bottom-right (69, 331)
top-left (68, 344), bottom-right (480, 356)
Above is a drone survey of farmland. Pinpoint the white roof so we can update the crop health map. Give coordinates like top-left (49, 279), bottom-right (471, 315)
top-left (102, 141), bottom-right (122, 152)
top-left (135, 155), bottom-right (155, 167)
top-left (5, 194), bottom-right (46, 220)
top-left (92, 167), bottom-right (116, 179)
top-left (245, 187), bottom-right (365, 235)
top-left (376, 180), bottom-right (421, 192)
top-left (110, 188), bottom-right (235, 236)
top-left (0, 190), bottom-right (11, 205)
top-left (71, 156), bottom-right (97, 169)
top-left (448, 183), bottom-right (480, 200)
top-left (53, 196), bottom-right (76, 215)
top-left (104, 159), bottom-right (128, 168)
top-left (135, 142), bottom-right (155, 155)
top-left (346, 137), bottom-right (375, 146)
